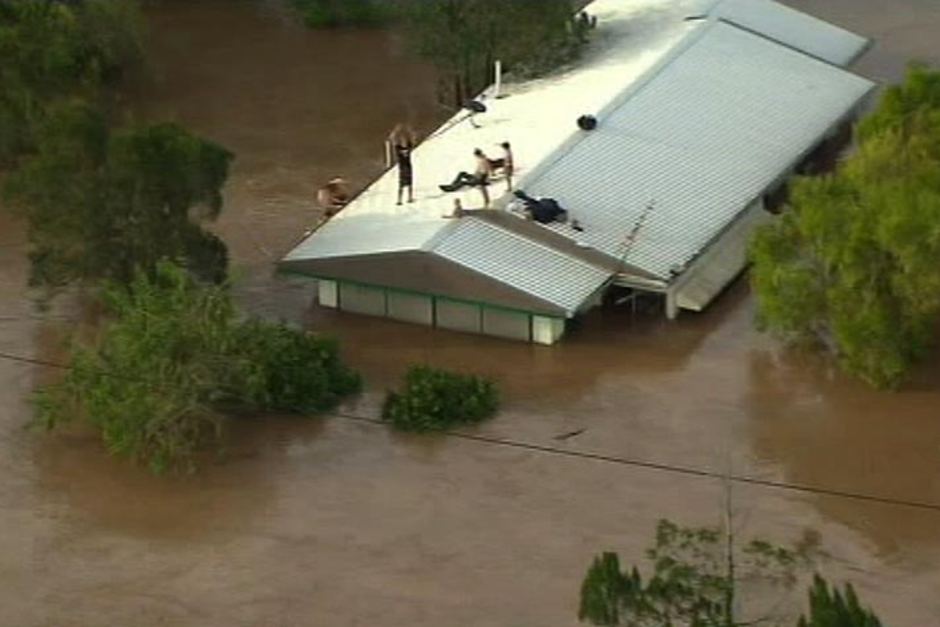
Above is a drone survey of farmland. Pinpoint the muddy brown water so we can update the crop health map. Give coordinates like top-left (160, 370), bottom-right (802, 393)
top-left (2, 1), bottom-right (940, 625)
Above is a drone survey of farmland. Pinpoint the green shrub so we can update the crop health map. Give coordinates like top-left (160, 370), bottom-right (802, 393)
top-left (231, 320), bottom-right (361, 414)
top-left (36, 262), bottom-right (361, 473)
top-left (382, 365), bottom-right (499, 432)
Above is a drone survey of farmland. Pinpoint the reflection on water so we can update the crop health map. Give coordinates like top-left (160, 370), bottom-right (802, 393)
top-left (1, 1), bottom-right (940, 625)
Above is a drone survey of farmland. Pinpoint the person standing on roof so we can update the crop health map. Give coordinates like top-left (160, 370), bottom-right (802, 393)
top-left (499, 141), bottom-right (514, 192)
top-left (394, 141), bottom-right (414, 205)
top-left (386, 123), bottom-right (416, 205)
top-left (439, 148), bottom-right (492, 208)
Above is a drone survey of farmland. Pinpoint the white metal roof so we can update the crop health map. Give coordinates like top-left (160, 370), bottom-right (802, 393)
top-left (281, 0), bottom-right (874, 317)
top-left (709, 0), bottom-right (871, 67)
top-left (432, 218), bottom-right (611, 315)
top-left (520, 20), bottom-right (875, 280)
top-left (282, 0), bottom-right (708, 261)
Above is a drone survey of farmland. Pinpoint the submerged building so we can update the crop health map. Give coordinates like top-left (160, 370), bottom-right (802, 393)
top-left (279, 0), bottom-right (875, 344)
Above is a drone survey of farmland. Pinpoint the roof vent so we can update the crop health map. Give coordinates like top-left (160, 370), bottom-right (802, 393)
top-left (577, 115), bottom-right (597, 131)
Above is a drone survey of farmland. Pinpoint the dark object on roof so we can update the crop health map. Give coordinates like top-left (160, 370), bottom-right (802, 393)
top-left (514, 190), bottom-right (569, 225)
top-left (577, 115), bottom-right (597, 131)
top-left (465, 100), bottom-right (488, 114)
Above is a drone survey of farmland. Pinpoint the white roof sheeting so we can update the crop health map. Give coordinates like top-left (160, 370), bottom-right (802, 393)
top-left (710, 0), bottom-right (871, 67)
top-left (433, 218), bottom-right (611, 315)
top-left (281, 0), bottom-right (875, 318)
top-left (282, 214), bottom-right (444, 261)
top-left (521, 20), bottom-right (874, 280)
top-left (282, 0), bottom-right (707, 260)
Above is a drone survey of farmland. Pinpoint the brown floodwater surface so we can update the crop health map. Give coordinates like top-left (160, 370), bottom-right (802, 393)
top-left (2, 1), bottom-right (940, 625)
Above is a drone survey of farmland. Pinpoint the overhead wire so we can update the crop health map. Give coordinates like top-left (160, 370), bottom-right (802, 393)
top-left (1, 348), bottom-right (939, 514)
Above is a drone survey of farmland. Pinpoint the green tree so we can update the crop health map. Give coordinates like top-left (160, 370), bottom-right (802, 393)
top-left (749, 65), bottom-right (940, 388)
top-left (579, 520), bottom-right (818, 627)
top-left (382, 364), bottom-right (499, 432)
top-left (37, 262), bottom-right (361, 474)
top-left (797, 575), bottom-right (883, 627)
top-left (3, 101), bottom-right (233, 288)
top-left (0, 0), bottom-right (142, 163)
top-left (403, 0), bottom-right (594, 106)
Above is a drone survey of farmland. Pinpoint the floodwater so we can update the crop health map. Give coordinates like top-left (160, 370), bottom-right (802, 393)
top-left (2, 1), bottom-right (940, 625)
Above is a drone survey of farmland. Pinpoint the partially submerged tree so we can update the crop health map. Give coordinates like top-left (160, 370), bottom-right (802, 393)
top-left (382, 364), bottom-right (499, 432)
top-left (797, 575), bottom-right (883, 627)
top-left (750, 64), bottom-right (940, 388)
top-left (403, 0), bottom-right (595, 106)
top-left (578, 519), bottom-right (817, 627)
top-left (37, 262), bottom-right (361, 474)
top-left (579, 521), bottom-right (883, 627)
top-left (3, 102), bottom-right (233, 288)
top-left (0, 0), bottom-right (143, 163)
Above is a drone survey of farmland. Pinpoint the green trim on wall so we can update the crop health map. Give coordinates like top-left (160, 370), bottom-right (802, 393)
top-left (282, 269), bottom-right (565, 321)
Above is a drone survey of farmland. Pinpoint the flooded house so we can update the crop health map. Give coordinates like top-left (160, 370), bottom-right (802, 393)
top-left (279, 0), bottom-right (875, 344)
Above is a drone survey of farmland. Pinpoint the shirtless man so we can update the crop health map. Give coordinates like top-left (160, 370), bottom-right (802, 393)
top-left (439, 148), bottom-right (492, 208)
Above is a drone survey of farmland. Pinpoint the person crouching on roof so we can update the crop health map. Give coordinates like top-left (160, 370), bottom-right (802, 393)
top-left (317, 177), bottom-right (350, 218)
top-left (439, 148), bottom-right (491, 208)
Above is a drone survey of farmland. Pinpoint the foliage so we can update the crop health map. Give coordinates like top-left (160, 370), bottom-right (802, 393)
top-left (402, 0), bottom-right (594, 106)
top-left (291, 0), bottom-right (390, 28)
top-left (578, 519), bottom-right (817, 627)
top-left (749, 65), bottom-right (940, 388)
top-left (3, 101), bottom-right (233, 288)
top-left (231, 319), bottom-right (361, 414)
top-left (382, 364), bottom-right (498, 432)
top-left (0, 0), bottom-right (143, 163)
top-left (36, 262), bottom-right (361, 474)
top-left (797, 575), bottom-right (883, 627)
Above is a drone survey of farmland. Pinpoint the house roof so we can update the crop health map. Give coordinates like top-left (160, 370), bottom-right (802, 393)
top-left (280, 0), bottom-right (875, 316)
top-left (709, 0), bottom-right (871, 66)
top-left (520, 19), bottom-right (875, 280)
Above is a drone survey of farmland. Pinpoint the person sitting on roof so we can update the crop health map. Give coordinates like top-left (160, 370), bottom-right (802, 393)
top-left (439, 148), bottom-right (492, 208)
top-left (317, 177), bottom-right (350, 217)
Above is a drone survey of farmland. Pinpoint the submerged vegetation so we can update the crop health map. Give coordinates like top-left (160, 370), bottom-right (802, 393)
top-left (579, 520), bottom-right (882, 627)
top-left (382, 365), bottom-right (499, 432)
top-left (289, 0), bottom-right (596, 106)
top-left (750, 64), bottom-right (940, 389)
top-left (290, 0), bottom-right (390, 28)
top-left (37, 263), bottom-right (361, 474)
top-left (3, 104), bottom-right (233, 288)
top-left (1, 0), bottom-right (232, 291)
top-left (403, 0), bottom-right (596, 105)
top-left (0, 0), bottom-right (143, 164)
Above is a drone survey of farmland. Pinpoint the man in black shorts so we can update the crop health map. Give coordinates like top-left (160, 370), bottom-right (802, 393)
top-left (395, 141), bottom-right (414, 205)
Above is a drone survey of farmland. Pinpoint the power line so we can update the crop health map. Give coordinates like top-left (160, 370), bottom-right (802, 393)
top-left (2, 348), bottom-right (940, 515)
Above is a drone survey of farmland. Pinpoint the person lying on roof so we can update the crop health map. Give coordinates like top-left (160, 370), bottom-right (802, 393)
top-left (513, 190), bottom-right (569, 225)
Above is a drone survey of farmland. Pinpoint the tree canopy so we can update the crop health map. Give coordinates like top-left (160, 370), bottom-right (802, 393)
top-left (578, 520), bottom-right (882, 627)
top-left (37, 262), bottom-right (361, 474)
top-left (749, 64), bottom-right (940, 388)
top-left (0, 0), bottom-right (142, 163)
top-left (797, 575), bottom-right (883, 627)
top-left (402, 0), bottom-right (594, 106)
top-left (579, 519), bottom-right (815, 627)
top-left (3, 102), bottom-right (233, 288)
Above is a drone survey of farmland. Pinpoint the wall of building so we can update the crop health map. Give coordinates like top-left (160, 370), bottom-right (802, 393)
top-left (315, 278), bottom-right (566, 345)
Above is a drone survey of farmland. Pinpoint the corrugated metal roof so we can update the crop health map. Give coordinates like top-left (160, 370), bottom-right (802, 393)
top-left (522, 20), bottom-right (875, 281)
top-left (433, 218), bottom-right (611, 315)
top-left (282, 215), bottom-right (446, 261)
top-left (711, 0), bottom-right (870, 67)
